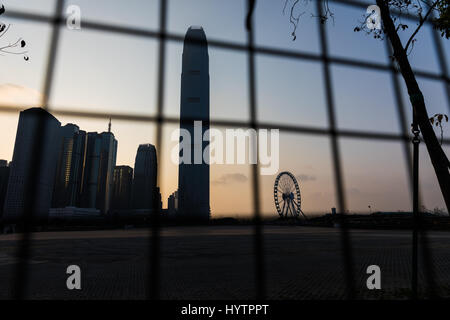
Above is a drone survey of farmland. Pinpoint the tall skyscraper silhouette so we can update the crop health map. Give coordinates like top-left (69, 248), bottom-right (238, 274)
top-left (98, 131), bottom-right (118, 213)
top-left (111, 165), bottom-right (133, 211)
top-left (3, 108), bottom-right (61, 222)
top-left (178, 26), bottom-right (210, 220)
top-left (132, 144), bottom-right (158, 211)
top-left (52, 124), bottom-right (86, 208)
top-left (79, 130), bottom-right (117, 213)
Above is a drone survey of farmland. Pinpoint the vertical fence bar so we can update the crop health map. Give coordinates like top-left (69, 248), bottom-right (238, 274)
top-left (316, 0), bottom-right (355, 299)
top-left (431, 17), bottom-right (450, 112)
top-left (246, 0), bottom-right (265, 300)
top-left (148, 0), bottom-right (168, 300)
top-left (12, 0), bottom-right (64, 300)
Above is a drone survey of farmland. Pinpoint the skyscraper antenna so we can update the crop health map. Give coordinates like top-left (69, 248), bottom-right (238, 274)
top-left (108, 117), bottom-right (111, 133)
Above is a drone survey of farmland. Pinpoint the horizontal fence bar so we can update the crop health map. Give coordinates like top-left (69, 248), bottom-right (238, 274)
top-left (2, 9), bottom-right (447, 83)
top-left (1, 104), bottom-right (448, 144)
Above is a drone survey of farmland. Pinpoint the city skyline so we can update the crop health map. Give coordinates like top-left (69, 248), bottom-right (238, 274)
top-left (0, 0), bottom-right (448, 217)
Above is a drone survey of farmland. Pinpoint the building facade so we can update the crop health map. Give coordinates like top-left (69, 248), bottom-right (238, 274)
top-left (111, 165), bottom-right (133, 211)
top-left (52, 124), bottom-right (87, 208)
top-left (178, 26), bottom-right (210, 219)
top-left (3, 108), bottom-right (61, 222)
top-left (132, 144), bottom-right (158, 211)
top-left (79, 131), bottom-right (117, 213)
top-left (167, 190), bottom-right (178, 217)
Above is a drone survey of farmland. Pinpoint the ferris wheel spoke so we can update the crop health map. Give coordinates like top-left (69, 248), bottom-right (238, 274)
top-left (285, 200), bottom-right (290, 217)
top-left (293, 203), bottom-right (299, 217)
top-left (288, 202), bottom-right (294, 217)
top-left (285, 201), bottom-right (290, 217)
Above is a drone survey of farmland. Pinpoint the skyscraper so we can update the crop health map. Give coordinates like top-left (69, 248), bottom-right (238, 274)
top-left (52, 124), bottom-right (86, 208)
top-left (97, 131), bottom-right (118, 214)
top-left (178, 26), bottom-right (210, 219)
top-left (79, 132), bottom-right (102, 209)
top-left (79, 130), bottom-right (117, 213)
top-left (132, 144), bottom-right (158, 211)
top-left (167, 190), bottom-right (178, 217)
top-left (3, 108), bottom-right (61, 222)
top-left (111, 165), bottom-right (133, 211)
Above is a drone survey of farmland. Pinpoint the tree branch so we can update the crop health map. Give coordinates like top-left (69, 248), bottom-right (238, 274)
top-left (404, 0), bottom-right (439, 52)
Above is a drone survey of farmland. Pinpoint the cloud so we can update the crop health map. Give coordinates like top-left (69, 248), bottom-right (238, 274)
top-left (0, 83), bottom-right (43, 108)
top-left (296, 174), bottom-right (316, 182)
top-left (212, 173), bottom-right (248, 185)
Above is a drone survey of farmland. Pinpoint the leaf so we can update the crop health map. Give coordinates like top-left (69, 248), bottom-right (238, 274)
top-left (0, 24), bottom-right (5, 33)
top-left (445, 115), bottom-right (448, 122)
top-left (20, 40), bottom-right (26, 48)
top-left (438, 114), bottom-right (443, 122)
top-left (0, 5), bottom-right (5, 15)
top-left (24, 55), bottom-right (29, 61)
top-left (430, 117), bottom-right (434, 125)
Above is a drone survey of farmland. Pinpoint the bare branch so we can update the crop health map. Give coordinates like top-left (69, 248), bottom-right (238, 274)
top-left (284, 0), bottom-right (331, 41)
top-left (0, 4), bottom-right (29, 60)
top-left (0, 23), bottom-right (10, 39)
top-left (404, 0), bottom-right (439, 52)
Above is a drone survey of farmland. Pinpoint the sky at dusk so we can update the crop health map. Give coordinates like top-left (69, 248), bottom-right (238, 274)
top-left (0, 0), bottom-right (448, 217)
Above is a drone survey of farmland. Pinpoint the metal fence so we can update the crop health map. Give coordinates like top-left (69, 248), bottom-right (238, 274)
top-left (1, 0), bottom-right (449, 299)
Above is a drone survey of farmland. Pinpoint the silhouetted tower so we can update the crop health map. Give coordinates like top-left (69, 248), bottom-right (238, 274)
top-left (3, 108), bottom-right (61, 222)
top-left (111, 165), bottom-right (133, 211)
top-left (132, 144), bottom-right (158, 211)
top-left (52, 124), bottom-right (86, 208)
top-left (178, 26), bottom-right (210, 220)
top-left (79, 128), bottom-right (117, 213)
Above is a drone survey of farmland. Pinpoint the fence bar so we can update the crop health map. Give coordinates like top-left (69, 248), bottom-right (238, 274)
top-left (317, 0), bottom-right (355, 299)
top-left (246, 0), bottom-right (265, 300)
top-left (431, 27), bottom-right (450, 113)
top-left (12, 0), bottom-right (65, 299)
top-left (147, 0), bottom-right (168, 300)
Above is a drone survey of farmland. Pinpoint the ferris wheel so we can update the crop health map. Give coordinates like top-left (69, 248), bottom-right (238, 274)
top-left (274, 171), bottom-right (306, 219)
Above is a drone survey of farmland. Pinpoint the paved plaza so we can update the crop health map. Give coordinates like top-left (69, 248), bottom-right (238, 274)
top-left (0, 226), bottom-right (450, 299)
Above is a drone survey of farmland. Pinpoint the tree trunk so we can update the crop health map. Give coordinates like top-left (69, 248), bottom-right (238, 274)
top-left (376, 0), bottom-right (450, 213)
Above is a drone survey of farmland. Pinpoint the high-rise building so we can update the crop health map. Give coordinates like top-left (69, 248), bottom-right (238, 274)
top-left (167, 190), bottom-right (178, 217)
top-left (97, 131), bottom-right (117, 214)
top-left (3, 108), bottom-right (61, 222)
top-left (52, 124), bottom-right (87, 208)
top-left (178, 26), bottom-right (210, 219)
top-left (79, 132), bottom-right (101, 209)
top-left (132, 144), bottom-right (158, 211)
top-left (0, 160), bottom-right (10, 219)
top-left (79, 130), bottom-right (117, 213)
top-left (111, 165), bottom-right (133, 211)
